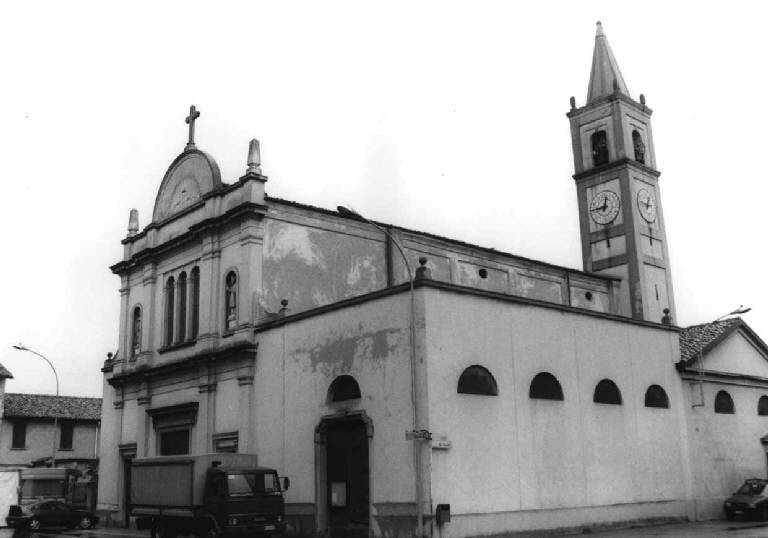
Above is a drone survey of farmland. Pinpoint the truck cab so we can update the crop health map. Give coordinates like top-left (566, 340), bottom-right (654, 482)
top-left (130, 454), bottom-right (287, 538)
top-left (203, 464), bottom-right (286, 534)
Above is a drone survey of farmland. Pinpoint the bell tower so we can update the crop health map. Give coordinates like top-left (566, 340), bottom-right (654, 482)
top-left (567, 22), bottom-right (675, 323)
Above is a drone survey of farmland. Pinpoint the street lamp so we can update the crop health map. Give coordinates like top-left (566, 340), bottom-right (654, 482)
top-left (336, 205), bottom-right (425, 537)
top-left (691, 306), bottom-right (751, 407)
top-left (12, 344), bottom-right (60, 467)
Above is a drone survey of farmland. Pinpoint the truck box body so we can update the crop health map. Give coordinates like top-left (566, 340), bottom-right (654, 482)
top-left (130, 454), bottom-right (259, 514)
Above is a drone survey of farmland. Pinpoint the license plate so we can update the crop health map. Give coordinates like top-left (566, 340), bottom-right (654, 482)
top-left (735, 510), bottom-right (744, 514)
top-left (264, 525), bottom-right (275, 531)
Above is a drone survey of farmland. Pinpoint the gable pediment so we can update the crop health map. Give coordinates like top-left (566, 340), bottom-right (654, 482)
top-left (700, 329), bottom-right (768, 378)
top-left (152, 149), bottom-right (222, 223)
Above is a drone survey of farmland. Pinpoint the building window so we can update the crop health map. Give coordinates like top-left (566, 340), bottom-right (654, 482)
top-left (60, 420), bottom-right (74, 450)
top-left (644, 385), bottom-right (670, 408)
top-left (165, 276), bottom-right (175, 346)
top-left (159, 429), bottom-right (190, 456)
top-left (213, 432), bottom-right (239, 453)
top-left (632, 130), bottom-right (646, 164)
top-left (593, 379), bottom-right (622, 405)
top-left (225, 271), bottom-right (238, 331)
top-left (131, 306), bottom-right (142, 359)
top-left (758, 396), bottom-right (768, 416)
top-left (191, 266), bottom-right (200, 339)
top-left (178, 272), bottom-right (187, 342)
top-left (529, 372), bottom-right (564, 401)
top-left (457, 365), bottom-right (499, 396)
top-left (591, 130), bottom-right (609, 167)
top-left (714, 390), bottom-right (735, 414)
top-left (11, 420), bottom-right (26, 449)
top-left (328, 375), bottom-right (362, 403)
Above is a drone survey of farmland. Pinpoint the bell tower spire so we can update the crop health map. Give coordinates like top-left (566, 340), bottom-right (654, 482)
top-left (587, 21), bottom-right (630, 104)
top-left (567, 22), bottom-right (676, 324)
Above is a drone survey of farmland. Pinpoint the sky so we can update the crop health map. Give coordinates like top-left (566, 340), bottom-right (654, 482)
top-left (1, 1), bottom-right (767, 397)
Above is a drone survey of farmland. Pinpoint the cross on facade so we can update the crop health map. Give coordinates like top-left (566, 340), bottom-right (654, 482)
top-left (185, 105), bottom-right (200, 150)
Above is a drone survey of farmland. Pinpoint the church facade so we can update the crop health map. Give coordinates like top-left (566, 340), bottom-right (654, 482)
top-left (97, 24), bottom-right (768, 536)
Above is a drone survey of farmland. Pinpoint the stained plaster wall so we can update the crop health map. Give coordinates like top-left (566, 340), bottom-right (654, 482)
top-left (262, 202), bottom-right (618, 320)
top-left (683, 334), bottom-right (768, 520)
top-left (253, 292), bottom-right (415, 524)
top-left (423, 289), bottom-right (690, 536)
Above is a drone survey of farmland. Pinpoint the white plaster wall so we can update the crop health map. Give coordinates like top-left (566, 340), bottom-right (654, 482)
top-left (424, 289), bottom-right (688, 535)
top-left (684, 379), bottom-right (768, 520)
top-left (253, 292), bottom-right (414, 507)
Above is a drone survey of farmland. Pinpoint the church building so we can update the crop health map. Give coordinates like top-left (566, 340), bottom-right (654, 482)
top-left (97, 23), bottom-right (768, 536)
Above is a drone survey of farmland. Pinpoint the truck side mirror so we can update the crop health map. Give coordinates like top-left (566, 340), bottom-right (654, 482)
top-left (281, 477), bottom-right (290, 491)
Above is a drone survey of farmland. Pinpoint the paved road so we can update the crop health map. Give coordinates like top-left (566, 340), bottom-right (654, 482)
top-left (1, 522), bottom-right (768, 538)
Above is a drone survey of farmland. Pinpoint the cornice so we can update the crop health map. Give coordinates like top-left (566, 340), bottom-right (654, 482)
top-left (112, 201), bottom-right (268, 275)
top-left (567, 92), bottom-right (653, 118)
top-left (253, 278), bottom-right (679, 334)
top-left (107, 341), bottom-right (257, 387)
top-left (573, 157), bottom-right (661, 182)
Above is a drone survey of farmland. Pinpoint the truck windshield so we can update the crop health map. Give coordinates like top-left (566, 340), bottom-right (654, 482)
top-left (227, 472), bottom-right (280, 497)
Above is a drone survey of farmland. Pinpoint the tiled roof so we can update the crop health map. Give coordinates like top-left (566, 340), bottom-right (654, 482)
top-left (0, 363), bottom-right (13, 379)
top-left (3, 394), bottom-right (101, 420)
top-left (679, 318), bottom-right (743, 363)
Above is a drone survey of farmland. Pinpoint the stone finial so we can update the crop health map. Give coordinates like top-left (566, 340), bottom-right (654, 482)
top-left (415, 257), bottom-right (431, 280)
top-left (639, 93), bottom-right (646, 106)
top-left (248, 139), bottom-right (262, 175)
top-left (127, 209), bottom-right (139, 237)
top-left (661, 308), bottom-right (673, 325)
top-left (278, 299), bottom-right (290, 318)
top-left (569, 96), bottom-right (576, 110)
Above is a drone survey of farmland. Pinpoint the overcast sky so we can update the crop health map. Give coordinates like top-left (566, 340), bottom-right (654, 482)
top-left (1, 1), bottom-right (766, 397)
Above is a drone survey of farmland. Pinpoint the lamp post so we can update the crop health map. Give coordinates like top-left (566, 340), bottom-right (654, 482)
top-left (12, 344), bottom-right (60, 466)
top-left (692, 306), bottom-right (751, 407)
top-left (337, 205), bottom-right (425, 537)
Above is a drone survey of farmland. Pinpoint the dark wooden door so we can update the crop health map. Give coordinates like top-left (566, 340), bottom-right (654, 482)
top-left (326, 419), bottom-right (369, 538)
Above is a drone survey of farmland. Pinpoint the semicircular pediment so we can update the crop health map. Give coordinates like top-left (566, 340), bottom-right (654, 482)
top-left (152, 150), bottom-right (222, 222)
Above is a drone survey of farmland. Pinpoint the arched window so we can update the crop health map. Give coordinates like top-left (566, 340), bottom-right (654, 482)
top-left (165, 276), bottom-right (175, 346)
top-left (225, 271), bottom-right (238, 331)
top-left (190, 267), bottom-right (200, 339)
top-left (328, 375), bottom-right (361, 403)
top-left (457, 365), bottom-right (499, 396)
top-left (714, 390), bottom-right (735, 414)
top-left (591, 130), bottom-right (609, 167)
top-left (593, 379), bottom-right (622, 405)
top-left (632, 130), bottom-right (646, 164)
top-left (131, 306), bottom-right (142, 358)
top-left (644, 385), bottom-right (670, 409)
top-left (178, 272), bottom-right (187, 342)
top-left (529, 372), bottom-right (564, 401)
top-left (758, 396), bottom-right (768, 416)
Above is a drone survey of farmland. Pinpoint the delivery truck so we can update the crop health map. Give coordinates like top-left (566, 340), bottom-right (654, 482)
top-left (130, 454), bottom-right (288, 538)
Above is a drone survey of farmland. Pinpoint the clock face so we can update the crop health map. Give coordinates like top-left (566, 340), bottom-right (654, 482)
top-left (636, 188), bottom-right (657, 223)
top-left (589, 190), bottom-right (620, 225)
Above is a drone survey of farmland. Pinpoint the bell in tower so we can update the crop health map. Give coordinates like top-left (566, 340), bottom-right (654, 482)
top-left (567, 22), bottom-right (675, 324)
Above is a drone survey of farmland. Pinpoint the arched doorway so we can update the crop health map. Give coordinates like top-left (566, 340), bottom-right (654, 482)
top-left (315, 411), bottom-right (373, 538)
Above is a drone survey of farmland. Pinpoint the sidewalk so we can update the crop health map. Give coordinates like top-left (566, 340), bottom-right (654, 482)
top-left (72, 520), bottom-right (768, 538)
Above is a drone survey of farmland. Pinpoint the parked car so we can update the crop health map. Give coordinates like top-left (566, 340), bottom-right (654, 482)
top-left (724, 478), bottom-right (768, 520)
top-left (6, 499), bottom-right (98, 530)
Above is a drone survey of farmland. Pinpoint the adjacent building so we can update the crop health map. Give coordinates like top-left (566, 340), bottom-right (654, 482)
top-left (96, 23), bottom-right (768, 537)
